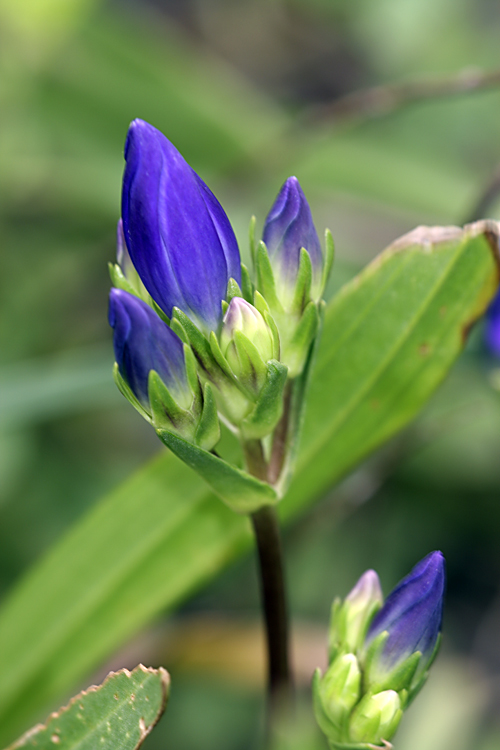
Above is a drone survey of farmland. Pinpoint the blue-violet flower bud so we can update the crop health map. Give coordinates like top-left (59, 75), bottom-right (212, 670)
top-left (262, 176), bottom-right (322, 306)
top-left (121, 119), bottom-right (241, 334)
top-left (109, 288), bottom-right (191, 410)
top-left (485, 288), bottom-right (500, 357)
top-left (365, 551), bottom-right (445, 682)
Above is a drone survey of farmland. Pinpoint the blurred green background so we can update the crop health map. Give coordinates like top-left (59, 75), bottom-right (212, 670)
top-left (2, 0), bottom-right (500, 748)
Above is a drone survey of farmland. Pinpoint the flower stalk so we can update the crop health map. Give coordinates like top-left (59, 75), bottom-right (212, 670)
top-left (251, 504), bottom-right (292, 731)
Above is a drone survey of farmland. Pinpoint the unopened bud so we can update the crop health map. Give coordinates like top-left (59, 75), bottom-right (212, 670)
top-left (349, 690), bottom-right (402, 746)
top-left (318, 654), bottom-right (361, 726)
top-left (330, 570), bottom-right (383, 657)
top-left (364, 551), bottom-right (445, 694)
top-left (220, 297), bottom-right (276, 394)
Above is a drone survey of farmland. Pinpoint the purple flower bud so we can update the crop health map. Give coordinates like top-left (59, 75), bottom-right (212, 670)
top-left (485, 288), bottom-right (500, 357)
top-left (121, 119), bottom-right (241, 334)
top-left (366, 551), bottom-right (445, 676)
top-left (109, 288), bottom-right (189, 409)
top-left (262, 176), bottom-right (322, 302)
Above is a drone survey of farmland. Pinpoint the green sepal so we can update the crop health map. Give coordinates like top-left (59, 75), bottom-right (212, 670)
top-left (209, 332), bottom-right (257, 424)
top-left (184, 345), bottom-right (202, 403)
top-left (109, 261), bottom-right (151, 304)
top-left (251, 293), bottom-right (280, 367)
top-left (256, 241), bottom-right (283, 312)
top-left (284, 300), bottom-right (320, 377)
top-left (362, 631), bottom-right (389, 681)
top-left (109, 262), bottom-right (139, 297)
top-left (318, 653), bottom-right (362, 735)
top-left (368, 651), bottom-right (421, 694)
top-left (398, 688), bottom-right (409, 712)
top-left (312, 668), bottom-right (341, 742)
top-left (151, 300), bottom-right (170, 325)
top-left (240, 360), bottom-right (288, 441)
top-left (291, 247), bottom-right (313, 314)
top-left (148, 370), bottom-right (194, 435)
top-left (321, 228), bottom-right (335, 295)
top-left (241, 264), bottom-right (254, 303)
top-left (156, 431), bottom-right (278, 513)
top-left (263, 310), bottom-right (281, 360)
top-left (249, 215), bottom-right (257, 268)
top-left (195, 383), bottom-right (220, 450)
top-left (113, 363), bottom-right (151, 421)
top-left (170, 316), bottom-right (189, 344)
top-left (233, 330), bottom-right (268, 392)
top-left (171, 307), bottom-right (216, 374)
top-left (349, 691), bottom-right (402, 747)
top-left (226, 277), bottom-right (243, 303)
top-left (209, 331), bottom-right (237, 380)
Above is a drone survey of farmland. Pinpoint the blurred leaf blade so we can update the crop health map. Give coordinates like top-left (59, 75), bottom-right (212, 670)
top-left (0, 222), bottom-right (498, 744)
top-left (7, 664), bottom-right (170, 750)
top-left (286, 221), bottom-right (500, 513)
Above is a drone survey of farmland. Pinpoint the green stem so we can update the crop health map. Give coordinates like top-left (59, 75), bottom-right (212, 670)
top-left (268, 382), bottom-right (293, 485)
top-left (242, 439), bottom-right (268, 482)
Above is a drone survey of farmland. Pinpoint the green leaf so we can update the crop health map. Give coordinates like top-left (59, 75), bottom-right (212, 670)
top-left (0, 221), bottom-right (498, 745)
top-left (6, 665), bottom-right (169, 750)
top-left (285, 221), bottom-right (500, 516)
top-left (157, 431), bottom-right (278, 513)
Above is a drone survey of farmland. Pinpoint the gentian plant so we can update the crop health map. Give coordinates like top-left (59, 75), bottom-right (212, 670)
top-left (10, 116), bottom-right (499, 750)
top-left (313, 552), bottom-right (445, 749)
top-left (105, 118), bottom-right (484, 749)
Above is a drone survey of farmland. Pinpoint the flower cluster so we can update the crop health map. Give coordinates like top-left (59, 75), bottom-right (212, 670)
top-left (313, 551), bottom-right (445, 749)
top-left (109, 119), bottom-right (332, 485)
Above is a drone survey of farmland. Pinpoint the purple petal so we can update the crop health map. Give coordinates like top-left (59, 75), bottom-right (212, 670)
top-left (262, 176), bottom-right (322, 291)
top-left (121, 119), bottom-right (240, 333)
top-left (366, 551), bottom-right (445, 672)
top-left (109, 288), bottom-right (187, 408)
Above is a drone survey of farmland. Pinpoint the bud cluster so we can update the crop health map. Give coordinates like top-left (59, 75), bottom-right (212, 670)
top-left (313, 552), bottom-right (445, 749)
top-left (108, 119), bottom-right (334, 504)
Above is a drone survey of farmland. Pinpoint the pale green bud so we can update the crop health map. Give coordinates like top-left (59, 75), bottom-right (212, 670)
top-left (329, 570), bottom-right (383, 658)
top-left (319, 654), bottom-right (361, 726)
top-left (220, 297), bottom-right (276, 395)
top-left (349, 690), bottom-right (402, 746)
top-left (221, 297), bottom-right (274, 363)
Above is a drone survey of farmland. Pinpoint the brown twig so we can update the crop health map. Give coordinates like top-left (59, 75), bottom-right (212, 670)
top-left (306, 67), bottom-right (500, 126)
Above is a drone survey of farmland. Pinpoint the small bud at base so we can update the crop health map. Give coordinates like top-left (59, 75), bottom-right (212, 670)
top-left (320, 653), bottom-right (361, 724)
top-left (349, 690), bottom-right (402, 746)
